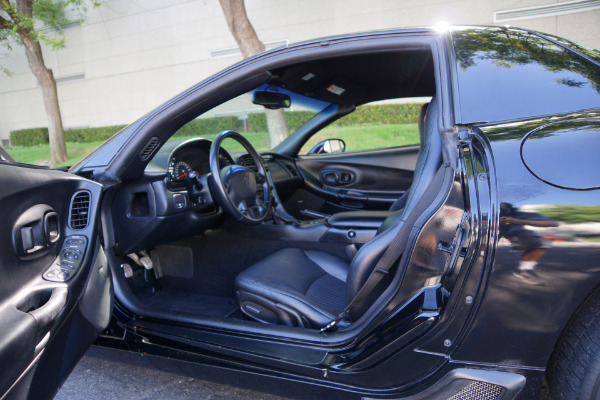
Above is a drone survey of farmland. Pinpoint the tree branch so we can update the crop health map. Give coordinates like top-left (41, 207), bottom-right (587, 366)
top-left (1, 0), bottom-right (15, 20)
top-left (0, 14), bottom-right (14, 30)
top-left (16, 0), bottom-right (33, 19)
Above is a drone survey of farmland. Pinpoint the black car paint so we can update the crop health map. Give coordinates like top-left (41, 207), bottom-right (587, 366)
top-left (105, 29), bottom-right (598, 397)
top-left (89, 28), bottom-right (599, 397)
top-left (2, 26), bottom-right (599, 399)
top-left (453, 114), bottom-right (600, 369)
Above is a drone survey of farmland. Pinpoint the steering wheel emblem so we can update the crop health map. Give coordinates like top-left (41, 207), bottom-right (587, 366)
top-left (241, 174), bottom-right (250, 187)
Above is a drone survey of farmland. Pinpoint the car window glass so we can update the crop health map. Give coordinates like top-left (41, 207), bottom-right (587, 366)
top-left (166, 92), bottom-right (319, 154)
top-left (453, 27), bottom-right (600, 123)
top-left (300, 99), bottom-right (427, 155)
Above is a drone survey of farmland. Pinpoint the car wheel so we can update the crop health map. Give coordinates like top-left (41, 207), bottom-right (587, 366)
top-left (548, 286), bottom-right (600, 400)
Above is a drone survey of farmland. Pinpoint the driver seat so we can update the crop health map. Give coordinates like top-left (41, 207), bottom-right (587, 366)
top-left (235, 96), bottom-right (442, 328)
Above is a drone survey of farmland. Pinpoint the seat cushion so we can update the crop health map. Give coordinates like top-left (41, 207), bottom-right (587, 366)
top-left (235, 248), bottom-right (349, 327)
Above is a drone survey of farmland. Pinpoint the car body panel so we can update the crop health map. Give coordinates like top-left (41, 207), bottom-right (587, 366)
top-left (91, 26), bottom-right (599, 398)
top-left (453, 113), bottom-right (600, 368)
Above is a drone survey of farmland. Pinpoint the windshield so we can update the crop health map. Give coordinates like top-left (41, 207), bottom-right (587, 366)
top-left (165, 87), bottom-right (329, 154)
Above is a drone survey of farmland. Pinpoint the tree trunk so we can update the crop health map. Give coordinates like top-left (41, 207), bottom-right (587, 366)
top-left (218, 0), bottom-right (289, 147)
top-left (265, 109), bottom-right (289, 145)
top-left (20, 34), bottom-right (67, 166)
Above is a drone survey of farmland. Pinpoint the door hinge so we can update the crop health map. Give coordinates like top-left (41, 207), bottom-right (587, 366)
top-left (455, 122), bottom-right (487, 144)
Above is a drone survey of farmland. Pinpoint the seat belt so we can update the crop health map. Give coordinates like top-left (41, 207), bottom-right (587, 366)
top-left (321, 165), bottom-right (448, 332)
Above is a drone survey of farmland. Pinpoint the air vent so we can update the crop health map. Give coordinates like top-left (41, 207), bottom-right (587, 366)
top-left (239, 154), bottom-right (267, 172)
top-left (139, 137), bottom-right (161, 161)
top-left (280, 161), bottom-right (298, 177)
top-left (70, 191), bottom-right (90, 230)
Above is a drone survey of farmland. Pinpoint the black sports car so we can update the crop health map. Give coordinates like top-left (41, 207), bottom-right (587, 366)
top-left (1, 26), bottom-right (600, 400)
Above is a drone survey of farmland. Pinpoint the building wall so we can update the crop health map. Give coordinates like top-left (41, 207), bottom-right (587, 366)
top-left (0, 0), bottom-right (599, 144)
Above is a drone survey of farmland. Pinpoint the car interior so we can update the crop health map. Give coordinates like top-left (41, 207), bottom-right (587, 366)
top-left (102, 45), bottom-right (466, 340)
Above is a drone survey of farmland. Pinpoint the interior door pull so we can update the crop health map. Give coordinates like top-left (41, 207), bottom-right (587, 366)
top-left (43, 212), bottom-right (60, 244)
top-left (12, 205), bottom-right (60, 259)
top-left (29, 287), bottom-right (68, 331)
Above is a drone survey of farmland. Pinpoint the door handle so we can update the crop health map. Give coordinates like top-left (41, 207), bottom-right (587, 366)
top-left (12, 205), bottom-right (60, 258)
top-left (29, 287), bottom-right (68, 332)
top-left (320, 169), bottom-right (355, 186)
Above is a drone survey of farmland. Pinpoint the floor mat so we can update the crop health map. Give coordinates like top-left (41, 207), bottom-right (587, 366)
top-left (141, 289), bottom-right (238, 318)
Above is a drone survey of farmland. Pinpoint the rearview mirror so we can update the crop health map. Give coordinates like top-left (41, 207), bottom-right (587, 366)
top-left (252, 91), bottom-right (291, 109)
top-left (308, 139), bottom-right (346, 154)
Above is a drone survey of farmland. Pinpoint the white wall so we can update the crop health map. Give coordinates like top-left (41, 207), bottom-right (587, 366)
top-left (1, 0), bottom-right (599, 144)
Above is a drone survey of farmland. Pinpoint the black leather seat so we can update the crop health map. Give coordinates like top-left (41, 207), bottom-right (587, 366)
top-left (236, 248), bottom-right (349, 327)
top-left (389, 101), bottom-right (429, 212)
top-left (235, 96), bottom-right (442, 328)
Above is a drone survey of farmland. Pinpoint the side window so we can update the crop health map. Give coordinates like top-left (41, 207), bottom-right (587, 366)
top-left (300, 99), bottom-right (427, 155)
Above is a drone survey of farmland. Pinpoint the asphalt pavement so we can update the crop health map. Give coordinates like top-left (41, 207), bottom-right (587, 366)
top-left (55, 346), bottom-right (291, 400)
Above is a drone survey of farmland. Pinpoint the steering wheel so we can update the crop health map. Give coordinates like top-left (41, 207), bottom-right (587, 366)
top-left (209, 130), bottom-right (271, 225)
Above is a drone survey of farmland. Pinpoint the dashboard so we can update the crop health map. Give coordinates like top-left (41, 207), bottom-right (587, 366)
top-left (112, 137), bottom-right (303, 256)
top-left (166, 138), bottom-right (234, 190)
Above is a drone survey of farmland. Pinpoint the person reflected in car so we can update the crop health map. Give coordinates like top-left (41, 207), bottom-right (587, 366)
top-left (500, 202), bottom-right (559, 284)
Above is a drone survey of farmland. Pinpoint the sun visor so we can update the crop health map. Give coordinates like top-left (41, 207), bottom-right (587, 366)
top-left (276, 62), bottom-right (330, 93)
top-left (314, 77), bottom-right (365, 105)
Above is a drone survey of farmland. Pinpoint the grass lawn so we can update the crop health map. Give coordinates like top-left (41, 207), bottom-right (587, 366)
top-left (179, 123), bottom-right (420, 154)
top-left (300, 123), bottom-right (419, 154)
top-left (5, 123), bottom-right (420, 166)
top-left (6, 141), bottom-right (106, 167)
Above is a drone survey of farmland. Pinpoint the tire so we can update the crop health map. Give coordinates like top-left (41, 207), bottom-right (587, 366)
top-left (548, 286), bottom-right (600, 400)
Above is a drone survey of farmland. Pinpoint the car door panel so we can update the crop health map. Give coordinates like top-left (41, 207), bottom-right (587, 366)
top-left (291, 146), bottom-right (418, 215)
top-left (0, 162), bottom-right (109, 399)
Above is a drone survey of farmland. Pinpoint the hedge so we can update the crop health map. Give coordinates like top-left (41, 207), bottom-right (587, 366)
top-left (10, 103), bottom-right (423, 147)
top-left (247, 111), bottom-right (315, 133)
top-left (245, 104), bottom-right (422, 133)
top-left (65, 125), bottom-right (127, 142)
top-left (10, 125), bottom-right (126, 147)
top-left (10, 128), bottom-right (49, 147)
top-left (173, 116), bottom-right (239, 138)
top-left (332, 103), bottom-right (423, 127)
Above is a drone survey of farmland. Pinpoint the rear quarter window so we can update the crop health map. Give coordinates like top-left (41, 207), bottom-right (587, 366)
top-left (453, 27), bottom-right (600, 123)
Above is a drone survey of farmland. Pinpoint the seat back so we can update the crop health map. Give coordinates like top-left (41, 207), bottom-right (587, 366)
top-left (389, 101), bottom-right (430, 212)
top-left (345, 96), bottom-right (442, 320)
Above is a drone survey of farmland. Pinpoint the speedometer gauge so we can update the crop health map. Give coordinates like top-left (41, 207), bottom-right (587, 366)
top-left (172, 161), bottom-right (192, 180)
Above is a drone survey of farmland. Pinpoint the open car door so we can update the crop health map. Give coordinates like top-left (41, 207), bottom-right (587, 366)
top-left (0, 161), bottom-right (111, 399)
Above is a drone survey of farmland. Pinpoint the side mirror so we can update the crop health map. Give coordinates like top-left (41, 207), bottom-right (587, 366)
top-left (308, 139), bottom-right (346, 154)
top-left (252, 91), bottom-right (291, 110)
